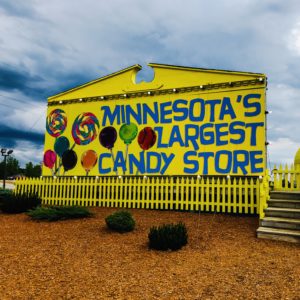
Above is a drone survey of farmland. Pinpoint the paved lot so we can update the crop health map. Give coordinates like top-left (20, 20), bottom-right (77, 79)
top-left (0, 180), bottom-right (15, 190)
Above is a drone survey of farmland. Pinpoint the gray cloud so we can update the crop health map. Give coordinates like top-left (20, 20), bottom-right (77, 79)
top-left (0, 0), bottom-right (37, 18)
top-left (0, 0), bottom-right (300, 166)
top-left (0, 124), bottom-right (44, 146)
top-left (0, 63), bottom-right (45, 97)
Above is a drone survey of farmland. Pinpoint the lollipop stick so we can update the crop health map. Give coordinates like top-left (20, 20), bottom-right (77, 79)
top-left (54, 164), bottom-right (62, 176)
top-left (86, 170), bottom-right (89, 176)
top-left (55, 137), bottom-right (57, 172)
top-left (110, 149), bottom-right (118, 175)
top-left (123, 144), bottom-right (129, 175)
top-left (54, 143), bottom-right (76, 175)
top-left (136, 150), bottom-right (145, 175)
top-left (58, 158), bottom-right (61, 176)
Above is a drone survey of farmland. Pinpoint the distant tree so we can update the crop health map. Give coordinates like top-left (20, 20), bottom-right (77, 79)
top-left (32, 164), bottom-right (42, 177)
top-left (25, 162), bottom-right (33, 177)
top-left (25, 162), bottom-right (41, 177)
top-left (0, 156), bottom-right (20, 179)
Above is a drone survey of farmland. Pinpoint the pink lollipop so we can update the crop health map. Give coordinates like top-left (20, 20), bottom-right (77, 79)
top-left (43, 150), bottom-right (57, 175)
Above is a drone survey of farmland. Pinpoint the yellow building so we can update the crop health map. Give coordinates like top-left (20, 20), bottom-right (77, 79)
top-left (43, 63), bottom-right (267, 178)
top-left (295, 148), bottom-right (300, 169)
top-left (295, 148), bottom-right (300, 188)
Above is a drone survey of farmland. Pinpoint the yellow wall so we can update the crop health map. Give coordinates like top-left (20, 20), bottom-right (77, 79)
top-left (43, 64), bottom-right (266, 177)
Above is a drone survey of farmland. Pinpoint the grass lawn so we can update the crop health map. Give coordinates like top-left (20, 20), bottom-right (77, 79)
top-left (0, 208), bottom-right (299, 299)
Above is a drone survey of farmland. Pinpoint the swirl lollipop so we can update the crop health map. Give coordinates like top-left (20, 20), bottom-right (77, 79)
top-left (72, 112), bottom-right (100, 146)
top-left (43, 150), bottom-right (57, 176)
top-left (81, 150), bottom-right (98, 176)
top-left (99, 126), bottom-right (117, 174)
top-left (46, 109), bottom-right (67, 137)
top-left (119, 123), bottom-right (138, 175)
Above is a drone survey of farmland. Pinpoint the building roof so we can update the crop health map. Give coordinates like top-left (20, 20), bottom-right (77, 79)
top-left (48, 63), bottom-right (266, 102)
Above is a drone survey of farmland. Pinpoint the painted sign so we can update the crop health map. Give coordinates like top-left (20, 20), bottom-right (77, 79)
top-left (43, 88), bottom-right (266, 176)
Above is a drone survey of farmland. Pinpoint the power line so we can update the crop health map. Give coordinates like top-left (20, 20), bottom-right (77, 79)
top-left (0, 98), bottom-right (45, 131)
top-left (0, 94), bottom-right (27, 104)
top-left (28, 114), bottom-right (45, 131)
top-left (0, 102), bottom-right (19, 109)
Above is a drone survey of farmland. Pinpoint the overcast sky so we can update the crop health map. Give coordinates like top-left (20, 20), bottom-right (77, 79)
top-left (0, 0), bottom-right (300, 168)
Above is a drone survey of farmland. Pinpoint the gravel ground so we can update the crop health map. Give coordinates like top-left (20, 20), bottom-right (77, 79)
top-left (0, 208), bottom-right (299, 300)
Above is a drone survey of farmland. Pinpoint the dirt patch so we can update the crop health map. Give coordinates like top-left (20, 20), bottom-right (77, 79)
top-left (0, 208), bottom-right (299, 299)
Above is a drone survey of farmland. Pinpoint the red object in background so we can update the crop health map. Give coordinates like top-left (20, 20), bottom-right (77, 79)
top-left (43, 150), bottom-right (57, 169)
top-left (138, 127), bottom-right (157, 150)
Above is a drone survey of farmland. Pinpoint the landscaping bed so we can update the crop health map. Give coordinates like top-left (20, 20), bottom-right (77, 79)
top-left (0, 208), bottom-right (299, 299)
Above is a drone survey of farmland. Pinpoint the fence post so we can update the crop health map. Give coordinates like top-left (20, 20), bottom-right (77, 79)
top-left (259, 170), bottom-right (270, 219)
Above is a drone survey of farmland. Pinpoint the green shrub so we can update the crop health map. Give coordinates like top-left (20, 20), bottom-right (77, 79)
top-left (1, 193), bottom-right (41, 214)
top-left (0, 189), bottom-right (12, 210)
top-left (0, 189), bottom-right (12, 200)
top-left (148, 222), bottom-right (188, 251)
top-left (105, 210), bottom-right (135, 233)
top-left (27, 206), bottom-right (93, 221)
top-left (0, 189), bottom-right (12, 195)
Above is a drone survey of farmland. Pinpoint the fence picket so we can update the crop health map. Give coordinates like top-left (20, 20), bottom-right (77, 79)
top-left (200, 178), bottom-right (204, 211)
top-left (273, 163), bottom-right (300, 191)
top-left (227, 178), bottom-right (232, 213)
top-left (233, 178), bottom-right (237, 213)
top-left (238, 178), bottom-right (243, 213)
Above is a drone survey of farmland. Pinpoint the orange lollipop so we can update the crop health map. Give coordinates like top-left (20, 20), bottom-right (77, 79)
top-left (81, 150), bottom-right (98, 176)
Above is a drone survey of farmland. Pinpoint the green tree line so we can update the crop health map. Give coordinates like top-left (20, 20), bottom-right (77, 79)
top-left (0, 157), bottom-right (41, 179)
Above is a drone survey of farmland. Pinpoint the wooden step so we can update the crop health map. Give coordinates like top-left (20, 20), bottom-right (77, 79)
top-left (264, 207), bottom-right (300, 218)
top-left (270, 191), bottom-right (300, 200)
top-left (261, 217), bottom-right (300, 230)
top-left (268, 199), bottom-right (300, 208)
top-left (257, 227), bottom-right (300, 243)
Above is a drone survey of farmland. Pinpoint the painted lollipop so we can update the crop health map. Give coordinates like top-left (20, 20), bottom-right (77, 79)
top-left (54, 136), bottom-right (70, 157)
top-left (138, 127), bottom-right (157, 150)
top-left (43, 150), bottom-right (57, 176)
top-left (72, 112), bottom-right (100, 146)
top-left (136, 127), bottom-right (157, 174)
top-left (54, 136), bottom-right (70, 175)
top-left (62, 150), bottom-right (78, 174)
top-left (119, 123), bottom-right (138, 175)
top-left (99, 126), bottom-right (117, 174)
top-left (81, 150), bottom-right (98, 176)
top-left (46, 109), bottom-right (67, 137)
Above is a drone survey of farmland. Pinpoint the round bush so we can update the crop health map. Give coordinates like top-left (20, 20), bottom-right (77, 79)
top-left (105, 210), bottom-right (135, 233)
top-left (148, 222), bottom-right (188, 251)
top-left (1, 193), bottom-right (41, 214)
top-left (27, 206), bottom-right (93, 221)
top-left (0, 190), bottom-right (12, 210)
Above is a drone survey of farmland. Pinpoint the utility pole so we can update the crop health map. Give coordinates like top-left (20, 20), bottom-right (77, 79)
top-left (1, 148), bottom-right (13, 190)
